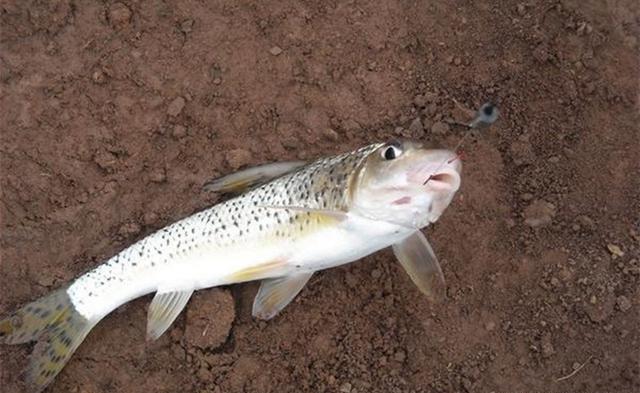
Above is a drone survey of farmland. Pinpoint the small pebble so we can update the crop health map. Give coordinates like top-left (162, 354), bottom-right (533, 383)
top-left (143, 211), bottom-right (159, 226)
top-left (523, 200), bottom-right (556, 227)
top-left (150, 168), bottom-right (167, 183)
top-left (225, 148), bottom-right (252, 170)
top-left (180, 19), bottom-right (194, 33)
top-left (108, 3), bottom-right (132, 28)
top-left (167, 97), bottom-right (186, 116)
top-left (92, 70), bottom-right (107, 84)
top-left (408, 117), bottom-right (423, 136)
top-left (118, 222), bottom-right (141, 237)
top-left (431, 121), bottom-right (450, 135)
top-left (269, 46), bottom-right (283, 56)
top-left (172, 124), bottom-right (187, 138)
top-left (607, 244), bottom-right (624, 258)
top-left (413, 94), bottom-right (427, 108)
top-left (616, 296), bottom-right (631, 312)
top-left (520, 193), bottom-right (534, 201)
top-left (577, 215), bottom-right (595, 230)
top-left (322, 128), bottom-right (340, 142)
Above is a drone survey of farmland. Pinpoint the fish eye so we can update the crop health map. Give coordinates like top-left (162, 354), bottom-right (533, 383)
top-left (382, 144), bottom-right (402, 160)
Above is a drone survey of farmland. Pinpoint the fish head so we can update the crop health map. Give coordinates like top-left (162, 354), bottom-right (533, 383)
top-left (350, 140), bottom-right (461, 228)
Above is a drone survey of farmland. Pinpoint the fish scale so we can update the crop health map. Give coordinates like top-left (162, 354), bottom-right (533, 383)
top-left (1, 140), bottom-right (462, 392)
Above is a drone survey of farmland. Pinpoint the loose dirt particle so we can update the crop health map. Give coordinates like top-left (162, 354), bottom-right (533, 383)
top-left (108, 3), bottom-right (132, 28)
top-left (167, 97), bottom-right (186, 117)
top-left (269, 46), bottom-right (283, 56)
top-left (149, 167), bottom-right (167, 183)
top-left (118, 222), bottom-right (141, 237)
top-left (607, 244), bottom-right (624, 258)
top-left (431, 121), bottom-right (450, 135)
top-left (616, 296), bottom-right (631, 312)
top-left (225, 148), bottom-right (252, 170)
top-left (173, 125), bottom-right (187, 138)
top-left (408, 117), bottom-right (423, 137)
top-left (524, 200), bottom-right (556, 227)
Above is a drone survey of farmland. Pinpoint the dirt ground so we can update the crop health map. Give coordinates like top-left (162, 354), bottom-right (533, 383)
top-left (1, 1), bottom-right (639, 392)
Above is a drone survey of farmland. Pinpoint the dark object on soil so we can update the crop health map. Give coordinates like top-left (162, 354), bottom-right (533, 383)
top-left (468, 102), bottom-right (499, 129)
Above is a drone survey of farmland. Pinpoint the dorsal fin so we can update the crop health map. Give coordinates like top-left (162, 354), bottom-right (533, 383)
top-left (203, 161), bottom-right (306, 195)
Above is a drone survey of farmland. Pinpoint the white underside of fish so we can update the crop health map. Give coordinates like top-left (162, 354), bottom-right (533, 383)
top-left (68, 212), bottom-right (413, 322)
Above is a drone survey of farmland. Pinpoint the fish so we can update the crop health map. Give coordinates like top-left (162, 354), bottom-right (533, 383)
top-left (0, 139), bottom-right (462, 391)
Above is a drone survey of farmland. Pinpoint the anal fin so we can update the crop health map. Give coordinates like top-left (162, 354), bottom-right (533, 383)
top-left (252, 273), bottom-right (313, 320)
top-left (147, 290), bottom-right (193, 341)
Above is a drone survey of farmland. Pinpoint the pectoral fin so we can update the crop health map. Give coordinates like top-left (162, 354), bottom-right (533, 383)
top-left (203, 161), bottom-right (306, 194)
top-left (147, 290), bottom-right (193, 340)
top-left (392, 231), bottom-right (446, 302)
top-left (252, 273), bottom-right (313, 320)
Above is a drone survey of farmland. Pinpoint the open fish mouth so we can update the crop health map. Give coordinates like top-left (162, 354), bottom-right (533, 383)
top-left (424, 171), bottom-right (459, 191)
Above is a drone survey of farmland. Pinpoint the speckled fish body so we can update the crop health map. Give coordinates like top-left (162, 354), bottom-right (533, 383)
top-left (1, 140), bottom-right (462, 392)
top-left (68, 143), bottom-right (393, 319)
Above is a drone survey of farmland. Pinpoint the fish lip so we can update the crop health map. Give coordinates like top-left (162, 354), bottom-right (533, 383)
top-left (421, 166), bottom-right (461, 192)
top-left (424, 172), bottom-right (458, 191)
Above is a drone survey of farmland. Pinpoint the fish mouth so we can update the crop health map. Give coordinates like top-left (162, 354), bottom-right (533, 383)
top-left (424, 172), bottom-right (459, 191)
top-left (406, 150), bottom-right (462, 191)
top-left (423, 169), bottom-right (460, 192)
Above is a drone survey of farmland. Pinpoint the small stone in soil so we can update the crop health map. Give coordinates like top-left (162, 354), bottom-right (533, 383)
top-left (606, 244), bottom-right (624, 258)
top-left (408, 117), bottom-right (423, 136)
top-left (269, 46), bottom-right (283, 56)
top-left (431, 121), bottom-right (450, 135)
top-left (173, 125), bottom-right (187, 138)
top-left (108, 3), bottom-right (132, 28)
top-left (616, 296), bottom-right (631, 312)
top-left (150, 168), bottom-right (167, 183)
top-left (119, 222), bottom-right (141, 237)
top-left (167, 97), bottom-right (186, 116)
top-left (523, 200), bottom-right (555, 227)
top-left (225, 148), bottom-right (252, 170)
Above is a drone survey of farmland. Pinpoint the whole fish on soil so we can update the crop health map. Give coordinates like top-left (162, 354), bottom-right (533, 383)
top-left (1, 139), bottom-right (462, 391)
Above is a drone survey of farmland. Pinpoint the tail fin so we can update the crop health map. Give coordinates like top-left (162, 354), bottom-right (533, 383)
top-left (0, 289), bottom-right (96, 392)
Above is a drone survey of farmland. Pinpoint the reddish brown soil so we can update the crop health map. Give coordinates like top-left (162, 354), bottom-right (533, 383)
top-left (1, 1), bottom-right (639, 392)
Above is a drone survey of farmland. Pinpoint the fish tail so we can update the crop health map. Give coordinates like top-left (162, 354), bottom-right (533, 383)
top-left (1, 289), bottom-right (96, 392)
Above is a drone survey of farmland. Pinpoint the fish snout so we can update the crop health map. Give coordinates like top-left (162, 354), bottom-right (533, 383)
top-left (416, 151), bottom-right (462, 192)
